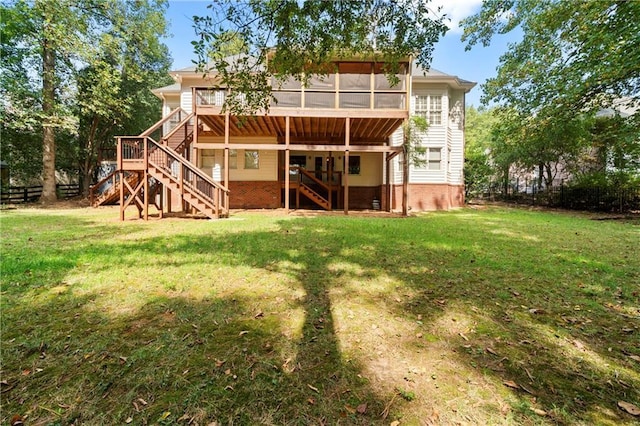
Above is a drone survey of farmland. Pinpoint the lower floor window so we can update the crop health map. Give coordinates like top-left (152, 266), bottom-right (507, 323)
top-left (428, 148), bottom-right (442, 170)
top-left (244, 150), bottom-right (259, 169)
top-left (347, 156), bottom-right (361, 175)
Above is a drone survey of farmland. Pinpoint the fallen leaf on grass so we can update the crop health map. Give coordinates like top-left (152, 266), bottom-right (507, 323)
top-left (239, 330), bottom-right (249, 336)
top-left (254, 311), bottom-right (264, 319)
top-left (307, 398), bottom-right (315, 405)
top-left (459, 332), bottom-right (469, 341)
top-left (125, 417), bottom-right (133, 423)
top-left (486, 347), bottom-right (498, 356)
top-left (503, 380), bottom-right (520, 390)
top-left (530, 408), bottom-right (547, 416)
top-left (390, 422), bottom-right (400, 426)
top-left (529, 308), bottom-right (545, 315)
top-left (357, 403), bottom-right (367, 414)
top-left (159, 411), bottom-right (171, 420)
top-left (215, 359), bottom-right (225, 367)
top-left (21, 370), bottom-right (30, 376)
top-left (138, 398), bottom-right (148, 406)
top-left (307, 384), bottom-right (319, 393)
top-left (628, 355), bottom-right (640, 363)
top-left (618, 401), bottom-right (640, 416)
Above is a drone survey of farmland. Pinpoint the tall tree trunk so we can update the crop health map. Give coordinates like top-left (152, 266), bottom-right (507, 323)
top-left (402, 147), bottom-right (409, 216)
top-left (41, 15), bottom-right (57, 203)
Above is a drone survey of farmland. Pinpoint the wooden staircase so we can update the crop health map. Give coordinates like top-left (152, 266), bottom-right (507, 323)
top-left (294, 167), bottom-right (332, 211)
top-left (91, 108), bottom-right (229, 220)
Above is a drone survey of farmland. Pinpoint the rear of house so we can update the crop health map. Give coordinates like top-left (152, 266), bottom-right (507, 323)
top-left (151, 59), bottom-right (474, 213)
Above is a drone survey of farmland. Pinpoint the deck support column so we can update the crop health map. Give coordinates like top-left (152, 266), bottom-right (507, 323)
top-left (143, 138), bottom-right (149, 221)
top-left (224, 112), bottom-right (230, 212)
top-left (117, 137), bottom-right (124, 221)
top-left (402, 145), bottom-right (409, 217)
top-left (328, 151), bottom-right (332, 210)
top-left (284, 116), bottom-right (290, 213)
top-left (343, 117), bottom-right (350, 215)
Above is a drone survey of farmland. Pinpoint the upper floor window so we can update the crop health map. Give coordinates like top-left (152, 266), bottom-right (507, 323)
top-left (415, 95), bottom-right (442, 125)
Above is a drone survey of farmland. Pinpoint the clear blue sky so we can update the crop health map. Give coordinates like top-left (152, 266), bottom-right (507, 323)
top-left (163, 0), bottom-right (522, 107)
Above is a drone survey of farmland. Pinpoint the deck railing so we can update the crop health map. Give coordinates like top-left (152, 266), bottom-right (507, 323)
top-left (194, 71), bottom-right (408, 111)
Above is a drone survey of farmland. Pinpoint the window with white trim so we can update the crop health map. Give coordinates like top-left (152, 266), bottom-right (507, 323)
top-left (427, 148), bottom-right (442, 170)
top-left (415, 95), bottom-right (442, 125)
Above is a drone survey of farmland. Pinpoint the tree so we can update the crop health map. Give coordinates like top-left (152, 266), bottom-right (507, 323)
top-left (462, 1), bottom-right (640, 116)
top-left (464, 106), bottom-right (497, 198)
top-left (461, 1), bottom-right (640, 185)
top-left (192, 0), bottom-right (448, 114)
top-left (0, 0), bottom-right (171, 200)
top-left (75, 1), bottom-right (172, 194)
top-left (402, 115), bottom-right (428, 215)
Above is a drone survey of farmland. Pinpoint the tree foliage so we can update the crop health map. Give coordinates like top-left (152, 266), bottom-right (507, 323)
top-left (464, 106), bottom-right (497, 197)
top-left (192, 0), bottom-right (448, 114)
top-left (461, 1), bottom-right (640, 187)
top-left (0, 0), bottom-right (171, 198)
top-left (462, 0), bottom-right (640, 115)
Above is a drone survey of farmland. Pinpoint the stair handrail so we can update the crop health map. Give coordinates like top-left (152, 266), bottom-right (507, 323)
top-left (146, 136), bottom-right (229, 215)
top-left (89, 170), bottom-right (119, 204)
top-left (139, 107), bottom-right (185, 137)
top-left (297, 167), bottom-right (329, 191)
top-left (161, 112), bottom-right (194, 145)
top-left (144, 137), bottom-right (229, 204)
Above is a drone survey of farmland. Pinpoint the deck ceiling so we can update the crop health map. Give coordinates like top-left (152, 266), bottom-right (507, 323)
top-left (199, 115), bottom-right (404, 144)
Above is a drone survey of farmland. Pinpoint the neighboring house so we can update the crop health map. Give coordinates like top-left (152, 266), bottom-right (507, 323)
top-left (105, 57), bottom-right (474, 219)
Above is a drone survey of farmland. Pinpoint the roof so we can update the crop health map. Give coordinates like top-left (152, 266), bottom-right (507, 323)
top-left (411, 63), bottom-right (476, 92)
top-left (151, 82), bottom-right (181, 96)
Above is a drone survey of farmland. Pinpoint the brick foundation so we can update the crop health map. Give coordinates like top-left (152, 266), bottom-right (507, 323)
top-left (389, 184), bottom-right (464, 211)
top-left (229, 181), bottom-right (281, 209)
top-left (348, 186), bottom-right (381, 210)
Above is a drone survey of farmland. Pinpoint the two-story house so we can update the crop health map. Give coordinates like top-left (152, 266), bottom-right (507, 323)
top-left (100, 57), bottom-right (474, 219)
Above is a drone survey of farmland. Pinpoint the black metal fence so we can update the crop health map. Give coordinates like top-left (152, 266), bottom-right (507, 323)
top-left (477, 182), bottom-right (640, 213)
top-left (1, 184), bottom-right (81, 204)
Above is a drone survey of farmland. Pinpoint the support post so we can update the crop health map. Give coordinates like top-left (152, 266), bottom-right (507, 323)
top-left (402, 147), bottom-right (408, 216)
top-left (344, 117), bottom-right (350, 215)
top-left (119, 171), bottom-right (125, 221)
top-left (285, 116), bottom-right (290, 213)
top-left (143, 139), bottom-right (149, 221)
top-left (224, 112), bottom-right (230, 212)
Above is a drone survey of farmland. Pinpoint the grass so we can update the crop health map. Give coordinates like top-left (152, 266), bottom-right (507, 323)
top-left (1, 205), bottom-right (639, 425)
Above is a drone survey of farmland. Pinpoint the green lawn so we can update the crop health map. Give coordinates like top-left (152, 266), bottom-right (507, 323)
top-left (1, 205), bottom-right (639, 425)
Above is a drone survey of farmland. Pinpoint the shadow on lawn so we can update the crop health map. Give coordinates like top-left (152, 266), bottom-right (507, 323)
top-left (2, 211), bottom-right (639, 424)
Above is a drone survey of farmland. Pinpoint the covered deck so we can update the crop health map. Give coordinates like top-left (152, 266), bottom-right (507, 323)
top-left (190, 60), bottom-right (411, 214)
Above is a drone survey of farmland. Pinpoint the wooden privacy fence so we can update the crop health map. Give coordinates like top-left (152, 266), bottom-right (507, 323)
top-left (1, 184), bottom-right (81, 204)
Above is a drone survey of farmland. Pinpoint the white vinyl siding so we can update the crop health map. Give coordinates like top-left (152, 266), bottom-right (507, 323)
top-left (180, 89), bottom-right (193, 114)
